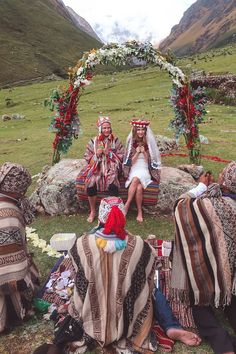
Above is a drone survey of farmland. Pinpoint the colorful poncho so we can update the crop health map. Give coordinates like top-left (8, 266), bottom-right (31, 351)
top-left (57, 231), bottom-right (157, 354)
top-left (170, 184), bottom-right (236, 308)
top-left (0, 199), bottom-right (39, 332)
top-left (78, 134), bottom-right (124, 191)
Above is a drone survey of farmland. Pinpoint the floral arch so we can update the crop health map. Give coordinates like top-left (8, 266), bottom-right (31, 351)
top-left (47, 41), bottom-right (206, 165)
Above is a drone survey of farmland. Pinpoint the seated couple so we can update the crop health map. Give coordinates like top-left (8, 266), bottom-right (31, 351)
top-left (33, 196), bottom-right (200, 354)
top-left (78, 115), bottom-right (161, 223)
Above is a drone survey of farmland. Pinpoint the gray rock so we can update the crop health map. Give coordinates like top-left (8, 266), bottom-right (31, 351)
top-left (177, 164), bottom-right (204, 180)
top-left (149, 166), bottom-right (196, 215)
top-left (31, 159), bottom-right (197, 217)
top-left (30, 159), bottom-right (86, 215)
top-left (2, 114), bottom-right (11, 121)
top-left (156, 135), bottom-right (178, 153)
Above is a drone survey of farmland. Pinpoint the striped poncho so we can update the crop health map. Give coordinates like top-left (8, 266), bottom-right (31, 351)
top-left (170, 186), bottom-right (236, 308)
top-left (79, 134), bottom-right (124, 191)
top-left (58, 231), bottom-right (157, 354)
top-left (0, 199), bottom-right (39, 332)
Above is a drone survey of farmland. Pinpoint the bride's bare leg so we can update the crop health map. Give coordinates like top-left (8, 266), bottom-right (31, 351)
top-left (87, 196), bottom-right (97, 222)
top-left (135, 183), bottom-right (143, 222)
top-left (125, 177), bottom-right (140, 214)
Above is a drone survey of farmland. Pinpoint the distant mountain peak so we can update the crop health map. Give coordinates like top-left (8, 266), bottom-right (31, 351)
top-left (159, 0), bottom-right (236, 56)
top-left (66, 6), bottom-right (102, 43)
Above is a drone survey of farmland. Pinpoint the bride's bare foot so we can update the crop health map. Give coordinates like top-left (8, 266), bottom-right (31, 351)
top-left (136, 214), bottom-right (143, 223)
top-left (166, 328), bottom-right (201, 346)
top-left (87, 212), bottom-right (95, 223)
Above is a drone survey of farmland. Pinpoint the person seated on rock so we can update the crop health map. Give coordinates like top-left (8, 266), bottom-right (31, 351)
top-left (170, 161), bottom-right (236, 354)
top-left (35, 196), bottom-right (200, 354)
top-left (77, 115), bottom-right (124, 223)
top-left (0, 162), bottom-right (39, 333)
top-left (123, 118), bottom-right (161, 222)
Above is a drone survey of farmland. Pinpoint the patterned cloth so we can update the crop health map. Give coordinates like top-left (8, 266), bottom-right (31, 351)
top-left (77, 134), bottom-right (124, 191)
top-left (76, 176), bottom-right (160, 206)
top-left (146, 238), bottom-right (196, 329)
top-left (123, 124), bottom-right (161, 173)
top-left (0, 162), bottom-right (34, 225)
top-left (220, 161), bottom-right (236, 193)
top-left (0, 162), bottom-right (31, 196)
top-left (170, 186), bottom-right (236, 308)
top-left (0, 199), bottom-right (39, 332)
top-left (123, 144), bottom-right (161, 185)
top-left (98, 196), bottom-right (125, 223)
top-left (56, 231), bottom-right (157, 354)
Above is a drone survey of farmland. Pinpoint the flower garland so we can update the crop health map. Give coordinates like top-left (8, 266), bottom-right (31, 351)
top-left (47, 40), bottom-right (206, 164)
top-left (45, 85), bottom-right (81, 164)
top-left (26, 227), bottom-right (61, 258)
top-left (169, 84), bottom-right (207, 164)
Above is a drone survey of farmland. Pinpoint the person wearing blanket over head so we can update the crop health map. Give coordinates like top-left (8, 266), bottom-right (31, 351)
top-left (37, 196), bottom-right (200, 354)
top-left (170, 161), bottom-right (236, 354)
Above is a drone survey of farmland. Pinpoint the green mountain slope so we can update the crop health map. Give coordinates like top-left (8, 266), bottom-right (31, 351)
top-left (159, 0), bottom-right (236, 56)
top-left (0, 0), bottom-right (102, 87)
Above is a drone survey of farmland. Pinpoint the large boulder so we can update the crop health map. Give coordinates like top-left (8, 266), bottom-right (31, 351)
top-left (155, 166), bottom-right (196, 215)
top-left (30, 159), bottom-right (86, 215)
top-left (30, 159), bottom-right (197, 216)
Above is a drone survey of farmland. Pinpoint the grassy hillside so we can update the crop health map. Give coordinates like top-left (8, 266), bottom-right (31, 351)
top-left (160, 0), bottom-right (236, 56)
top-left (0, 0), bottom-right (102, 87)
top-left (0, 45), bottom-right (235, 353)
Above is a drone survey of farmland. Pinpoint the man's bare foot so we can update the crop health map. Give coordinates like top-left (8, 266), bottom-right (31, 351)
top-left (87, 212), bottom-right (95, 223)
top-left (166, 328), bottom-right (201, 346)
top-left (136, 214), bottom-right (143, 223)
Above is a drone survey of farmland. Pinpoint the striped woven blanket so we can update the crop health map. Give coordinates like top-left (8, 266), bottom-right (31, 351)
top-left (76, 175), bottom-right (159, 206)
top-left (171, 197), bottom-right (234, 308)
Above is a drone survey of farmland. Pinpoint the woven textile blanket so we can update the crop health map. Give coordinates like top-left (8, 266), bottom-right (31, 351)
top-left (76, 175), bottom-right (159, 206)
top-left (146, 238), bottom-right (196, 329)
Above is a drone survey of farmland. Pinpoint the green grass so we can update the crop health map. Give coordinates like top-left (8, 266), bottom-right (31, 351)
top-left (0, 44), bottom-right (236, 353)
top-left (0, 0), bottom-right (102, 87)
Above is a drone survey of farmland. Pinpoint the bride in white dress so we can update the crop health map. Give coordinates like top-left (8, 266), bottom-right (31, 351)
top-left (123, 119), bottom-right (161, 222)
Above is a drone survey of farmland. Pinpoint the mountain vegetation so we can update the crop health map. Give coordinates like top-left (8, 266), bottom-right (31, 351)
top-left (0, 32), bottom-right (236, 354)
top-left (0, 0), bottom-right (102, 87)
top-left (160, 0), bottom-right (236, 56)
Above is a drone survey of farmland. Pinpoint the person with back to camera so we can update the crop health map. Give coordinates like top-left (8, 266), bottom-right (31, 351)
top-left (77, 115), bottom-right (124, 223)
top-left (170, 161), bottom-right (236, 354)
top-left (0, 162), bottom-right (39, 333)
top-left (32, 196), bottom-right (201, 354)
top-left (123, 118), bottom-right (161, 222)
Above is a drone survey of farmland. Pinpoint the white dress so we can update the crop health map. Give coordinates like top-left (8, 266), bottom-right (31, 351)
top-left (125, 153), bottom-right (152, 189)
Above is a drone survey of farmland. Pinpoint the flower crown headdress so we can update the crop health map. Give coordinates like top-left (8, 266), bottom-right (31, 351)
top-left (130, 118), bottom-right (150, 128)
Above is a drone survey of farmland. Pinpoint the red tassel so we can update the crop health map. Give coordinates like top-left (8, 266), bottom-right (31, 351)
top-left (103, 206), bottom-right (126, 240)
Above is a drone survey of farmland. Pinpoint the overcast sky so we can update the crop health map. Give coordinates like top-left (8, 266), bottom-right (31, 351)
top-left (63, 0), bottom-right (196, 45)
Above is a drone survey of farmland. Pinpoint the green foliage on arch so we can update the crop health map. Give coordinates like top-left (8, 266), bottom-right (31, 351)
top-left (46, 41), bottom-right (207, 164)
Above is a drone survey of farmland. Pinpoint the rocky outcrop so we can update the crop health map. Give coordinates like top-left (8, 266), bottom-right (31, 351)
top-left (66, 7), bottom-right (102, 42)
top-left (159, 0), bottom-right (236, 56)
top-left (191, 74), bottom-right (236, 104)
top-left (30, 159), bottom-right (196, 216)
top-left (30, 159), bottom-right (86, 215)
top-left (156, 135), bottom-right (179, 153)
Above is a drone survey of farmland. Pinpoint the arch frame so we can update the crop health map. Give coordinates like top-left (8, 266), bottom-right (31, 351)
top-left (46, 41), bottom-right (206, 164)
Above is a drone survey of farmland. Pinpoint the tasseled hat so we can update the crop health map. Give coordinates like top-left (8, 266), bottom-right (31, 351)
top-left (97, 115), bottom-right (111, 133)
top-left (98, 197), bottom-right (126, 240)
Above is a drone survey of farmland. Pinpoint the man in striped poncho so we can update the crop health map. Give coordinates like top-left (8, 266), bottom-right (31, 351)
top-left (51, 196), bottom-right (200, 354)
top-left (0, 162), bottom-right (39, 333)
top-left (171, 161), bottom-right (236, 354)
